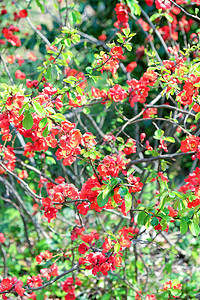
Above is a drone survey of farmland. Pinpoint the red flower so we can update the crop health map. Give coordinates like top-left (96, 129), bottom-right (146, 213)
top-left (180, 135), bottom-right (199, 153)
top-left (143, 107), bottom-right (157, 118)
top-left (0, 278), bottom-right (12, 291)
top-left (146, 295), bottom-right (157, 300)
top-left (77, 202), bottom-right (90, 216)
top-left (0, 233), bottom-right (6, 243)
top-left (127, 175), bottom-right (143, 192)
top-left (81, 234), bottom-right (94, 244)
top-left (114, 256), bottom-right (122, 267)
top-left (78, 243), bottom-right (89, 254)
top-left (28, 52), bottom-right (37, 61)
top-left (176, 91), bottom-right (192, 106)
top-left (102, 238), bottom-right (113, 252)
top-left (137, 18), bottom-right (150, 31)
top-left (15, 281), bottom-right (25, 296)
top-left (110, 46), bottom-right (124, 60)
top-left (126, 61), bottom-right (137, 72)
top-left (168, 206), bottom-right (178, 218)
top-left (109, 84), bottom-right (127, 102)
top-left (123, 138), bottom-right (136, 155)
top-left (155, 0), bottom-right (171, 10)
top-left (145, 0), bottom-right (153, 5)
top-left (44, 206), bottom-right (58, 223)
top-left (6, 55), bottom-right (15, 64)
top-left (19, 9), bottom-right (28, 18)
top-left (15, 70), bottom-right (26, 80)
top-left (119, 236), bottom-right (131, 247)
top-left (98, 34), bottom-right (107, 41)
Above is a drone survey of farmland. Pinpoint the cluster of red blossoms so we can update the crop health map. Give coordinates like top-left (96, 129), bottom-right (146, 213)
top-left (2, 26), bottom-right (21, 47)
top-left (127, 70), bottom-right (158, 108)
top-left (162, 279), bottom-right (182, 296)
top-left (98, 46), bottom-right (125, 78)
top-left (114, 3), bottom-right (129, 30)
top-left (79, 252), bottom-right (119, 276)
top-left (180, 135), bottom-right (200, 158)
top-left (62, 277), bottom-right (82, 300)
top-left (179, 167), bottom-right (200, 208)
top-left (176, 74), bottom-right (200, 106)
top-left (0, 278), bottom-right (25, 298)
top-left (0, 145), bottom-right (16, 174)
top-left (42, 181), bottom-right (79, 222)
top-left (153, 0), bottom-right (195, 42)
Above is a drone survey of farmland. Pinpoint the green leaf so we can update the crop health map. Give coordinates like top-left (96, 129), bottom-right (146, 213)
top-left (150, 13), bottom-right (161, 22)
top-left (151, 217), bottom-right (159, 226)
top-left (116, 137), bottom-right (124, 144)
top-left (102, 293), bottom-right (111, 300)
top-left (169, 191), bottom-right (176, 198)
top-left (194, 82), bottom-right (200, 87)
top-left (133, 3), bottom-right (141, 15)
top-left (127, 167), bottom-right (135, 177)
top-left (45, 156), bottom-right (56, 165)
top-left (119, 186), bottom-right (129, 196)
top-left (42, 127), bottom-right (49, 137)
top-left (193, 213), bottom-right (199, 225)
top-left (126, 0), bottom-right (141, 16)
top-left (189, 222), bottom-right (200, 236)
top-left (36, 0), bottom-right (45, 13)
top-left (63, 76), bottom-right (79, 84)
top-left (23, 113), bottom-right (33, 130)
top-left (145, 150), bottom-right (159, 157)
top-left (76, 86), bottom-right (84, 97)
top-left (195, 112), bottom-right (200, 121)
top-left (39, 117), bottom-right (48, 129)
top-left (165, 13), bottom-right (173, 23)
top-left (124, 192), bottom-right (132, 212)
top-left (164, 137), bottom-right (175, 143)
top-left (124, 44), bottom-right (132, 51)
top-left (122, 28), bottom-right (130, 36)
top-left (97, 191), bottom-right (110, 207)
top-left (137, 211), bottom-right (146, 225)
top-left (110, 177), bottom-right (121, 187)
top-left (46, 67), bottom-right (52, 80)
top-left (114, 242), bottom-right (120, 253)
top-left (171, 289), bottom-right (182, 297)
top-left (106, 100), bottom-right (112, 108)
top-left (33, 102), bottom-right (45, 116)
top-left (83, 107), bottom-right (90, 114)
top-left (153, 129), bottom-right (164, 140)
top-left (68, 10), bottom-right (81, 25)
top-left (51, 113), bottom-right (65, 122)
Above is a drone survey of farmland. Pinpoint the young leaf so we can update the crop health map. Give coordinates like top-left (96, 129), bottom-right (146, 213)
top-left (39, 117), bottom-right (48, 129)
top-left (97, 191), bottom-right (110, 207)
top-left (23, 113), bottom-right (33, 130)
top-left (124, 192), bottom-right (132, 212)
top-left (189, 222), bottom-right (200, 236)
top-left (137, 211), bottom-right (147, 225)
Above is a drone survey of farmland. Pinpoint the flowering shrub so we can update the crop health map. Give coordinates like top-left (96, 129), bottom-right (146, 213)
top-left (0, 0), bottom-right (200, 299)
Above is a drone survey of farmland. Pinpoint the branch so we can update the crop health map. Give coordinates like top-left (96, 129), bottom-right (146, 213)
top-left (1, 197), bottom-right (34, 255)
top-left (0, 243), bottom-right (7, 278)
top-left (0, 264), bottom-right (79, 295)
top-left (0, 52), bottom-right (14, 85)
top-left (126, 151), bottom-right (195, 170)
top-left (0, 161), bottom-right (42, 200)
top-left (25, 264), bottom-right (79, 292)
top-left (169, 0), bottom-right (200, 23)
top-left (16, 159), bottom-right (58, 185)
top-left (147, 104), bottom-right (195, 117)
